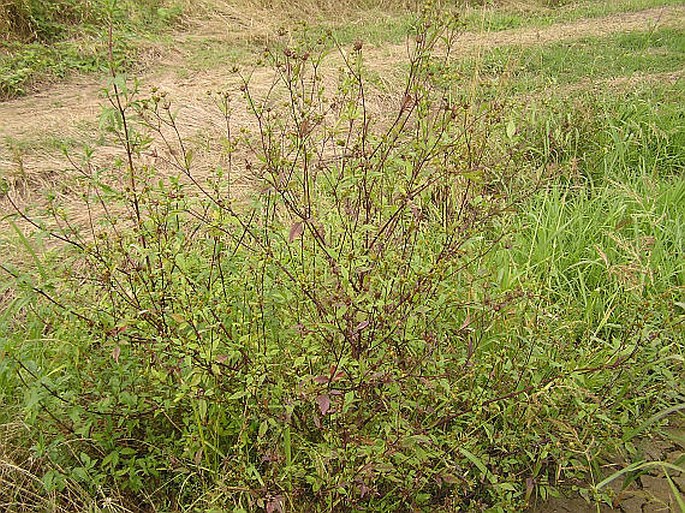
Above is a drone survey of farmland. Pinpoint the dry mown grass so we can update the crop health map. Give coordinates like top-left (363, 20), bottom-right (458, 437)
top-left (3, 2), bottom-right (683, 239)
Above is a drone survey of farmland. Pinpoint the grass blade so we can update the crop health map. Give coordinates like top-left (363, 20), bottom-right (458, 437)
top-left (622, 404), bottom-right (685, 442)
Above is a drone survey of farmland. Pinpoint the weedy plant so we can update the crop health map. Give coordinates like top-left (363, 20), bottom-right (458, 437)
top-left (1, 7), bottom-right (682, 513)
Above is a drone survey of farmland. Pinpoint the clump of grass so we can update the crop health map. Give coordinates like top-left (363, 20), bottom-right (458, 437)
top-left (467, 26), bottom-right (685, 95)
top-left (460, 0), bottom-right (685, 33)
top-left (0, 0), bottom-right (183, 98)
top-left (0, 0), bottom-right (181, 44)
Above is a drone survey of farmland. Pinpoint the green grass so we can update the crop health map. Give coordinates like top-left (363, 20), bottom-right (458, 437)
top-left (532, 28), bottom-right (685, 83)
top-left (0, 0), bottom-right (183, 98)
top-left (466, 26), bottom-right (685, 94)
top-left (0, 40), bottom-right (107, 97)
top-left (504, 82), bottom-right (685, 277)
top-left (461, 0), bottom-right (685, 32)
top-left (506, 167), bottom-right (684, 328)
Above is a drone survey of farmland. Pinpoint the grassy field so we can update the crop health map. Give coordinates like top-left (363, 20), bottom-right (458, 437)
top-left (0, 1), bottom-right (684, 512)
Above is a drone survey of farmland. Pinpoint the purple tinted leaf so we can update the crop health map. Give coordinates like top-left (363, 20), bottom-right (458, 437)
top-left (355, 320), bottom-right (370, 332)
top-left (526, 476), bottom-right (535, 499)
top-left (288, 222), bottom-right (304, 243)
top-left (266, 496), bottom-right (284, 513)
top-left (112, 345), bottom-right (121, 363)
top-left (316, 394), bottom-right (331, 415)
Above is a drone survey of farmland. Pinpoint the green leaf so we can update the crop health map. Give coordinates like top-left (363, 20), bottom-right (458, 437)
top-left (9, 221), bottom-right (47, 281)
top-left (506, 119), bottom-right (516, 139)
top-left (597, 461), bottom-right (685, 491)
top-left (623, 404), bottom-right (685, 442)
top-left (664, 470), bottom-right (685, 513)
top-left (460, 447), bottom-right (497, 484)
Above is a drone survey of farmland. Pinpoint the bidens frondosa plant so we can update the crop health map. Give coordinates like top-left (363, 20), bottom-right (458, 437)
top-left (2, 10), bottom-right (667, 513)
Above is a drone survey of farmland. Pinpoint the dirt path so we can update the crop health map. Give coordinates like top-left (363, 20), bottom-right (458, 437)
top-left (456, 5), bottom-right (684, 51)
top-left (1, 5), bottom-right (683, 146)
top-left (369, 4), bottom-right (685, 67)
